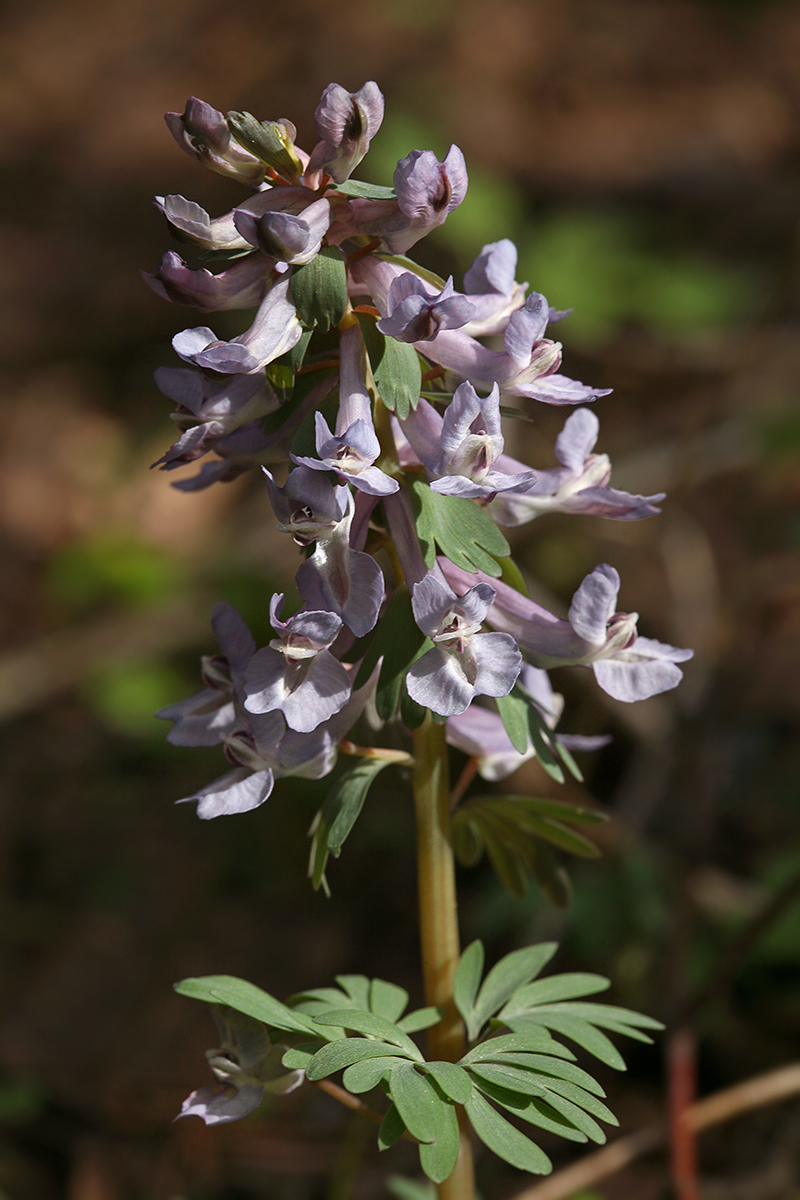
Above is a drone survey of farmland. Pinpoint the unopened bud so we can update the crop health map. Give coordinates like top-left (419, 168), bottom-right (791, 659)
top-left (227, 112), bottom-right (303, 180)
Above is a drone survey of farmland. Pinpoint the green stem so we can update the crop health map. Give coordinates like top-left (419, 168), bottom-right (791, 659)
top-left (413, 713), bottom-right (475, 1200)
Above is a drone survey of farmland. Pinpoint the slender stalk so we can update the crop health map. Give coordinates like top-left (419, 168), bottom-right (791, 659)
top-left (413, 713), bottom-right (475, 1200)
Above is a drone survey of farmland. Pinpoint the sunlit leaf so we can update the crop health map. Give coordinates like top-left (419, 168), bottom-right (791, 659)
top-left (174, 975), bottom-right (318, 1036)
top-left (465, 1090), bottom-right (552, 1174)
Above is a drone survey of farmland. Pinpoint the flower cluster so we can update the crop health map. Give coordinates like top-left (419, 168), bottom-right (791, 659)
top-left (149, 78), bottom-right (692, 1129)
top-left (153, 78), bottom-right (690, 801)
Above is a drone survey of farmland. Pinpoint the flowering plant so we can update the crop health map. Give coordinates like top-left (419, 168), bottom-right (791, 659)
top-left (148, 81), bottom-right (690, 1197)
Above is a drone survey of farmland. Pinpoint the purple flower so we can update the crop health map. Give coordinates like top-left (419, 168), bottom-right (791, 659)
top-left (407, 573), bottom-right (521, 716)
top-left (490, 408), bottom-right (665, 525)
top-left (296, 495), bottom-right (385, 637)
top-left (404, 293), bottom-right (610, 407)
top-left (233, 189), bottom-right (331, 266)
top-left (178, 1006), bottom-right (303, 1126)
top-left (459, 239), bottom-right (528, 337)
top-left (291, 326), bottom-right (399, 496)
top-left (143, 251), bottom-right (271, 312)
top-left (441, 560), bottom-right (693, 703)
top-left (181, 663), bottom-right (381, 819)
top-left (262, 465), bottom-right (350, 545)
top-left (348, 146), bottom-right (468, 254)
top-left (377, 275), bottom-right (475, 342)
top-left (400, 382), bottom-right (536, 499)
top-left (165, 97), bottom-right (265, 186)
top-left (446, 664), bottom-right (610, 780)
top-left (172, 276), bottom-right (302, 374)
top-left (156, 602), bottom-right (255, 746)
top-left (243, 596), bottom-right (351, 733)
top-left (152, 368), bottom-right (279, 470)
top-left (308, 82), bottom-right (385, 184)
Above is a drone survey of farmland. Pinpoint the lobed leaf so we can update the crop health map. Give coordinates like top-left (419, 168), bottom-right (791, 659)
top-left (453, 941), bottom-right (484, 1030)
top-left (378, 1102), bottom-right (407, 1150)
top-left (408, 479), bottom-right (510, 576)
top-left (398, 1007), bottom-right (443, 1034)
top-left (503, 974), bottom-right (610, 1012)
top-left (342, 1056), bottom-right (400, 1093)
top-left (470, 944), bottom-right (559, 1039)
top-left (369, 978), bottom-right (410, 1023)
top-left (475, 1079), bottom-right (589, 1142)
top-left (422, 1061), bottom-right (473, 1104)
top-left (465, 1090), bottom-right (552, 1175)
top-left (306, 1038), bottom-right (411, 1080)
top-left (389, 1062), bottom-right (445, 1144)
top-left (419, 1100), bottom-right (460, 1183)
top-left (313, 1009), bottom-right (423, 1060)
top-left (358, 313), bottom-right (422, 420)
top-left (174, 975), bottom-right (319, 1037)
top-left (494, 691), bottom-right (530, 754)
top-left (291, 246), bottom-right (348, 332)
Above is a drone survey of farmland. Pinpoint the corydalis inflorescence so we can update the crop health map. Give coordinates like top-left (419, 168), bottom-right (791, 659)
top-left (149, 81), bottom-right (690, 1162)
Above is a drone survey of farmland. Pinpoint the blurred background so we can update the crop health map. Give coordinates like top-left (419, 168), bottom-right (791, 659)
top-left (1, 0), bottom-right (799, 1196)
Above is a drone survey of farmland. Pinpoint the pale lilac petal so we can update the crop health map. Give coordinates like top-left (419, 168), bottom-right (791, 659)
top-left (472, 632), bottom-right (522, 698)
top-left (503, 294), bottom-right (550, 364)
top-left (309, 81), bottom-right (384, 183)
top-left (178, 1084), bottom-right (264, 1125)
top-left (407, 646), bottom-right (475, 716)
top-left (281, 654), bottom-right (351, 733)
top-left (464, 239), bottom-right (518, 296)
top-left (568, 565), bottom-right (620, 645)
top-left (555, 408), bottom-right (599, 472)
top-left (179, 768), bottom-right (275, 819)
top-left (592, 657), bottom-right (686, 703)
top-left (211, 602), bottom-right (256, 674)
top-left (513, 374), bottom-right (612, 406)
top-left (411, 573), bottom-right (453, 638)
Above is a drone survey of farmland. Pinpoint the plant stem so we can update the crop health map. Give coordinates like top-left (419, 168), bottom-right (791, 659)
top-left (413, 713), bottom-right (475, 1200)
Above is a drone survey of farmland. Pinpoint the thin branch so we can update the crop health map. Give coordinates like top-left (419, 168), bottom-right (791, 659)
top-left (509, 1063), bottom-right (800, 1200)
top-left (312, 1080), bottom-right (415, 1143)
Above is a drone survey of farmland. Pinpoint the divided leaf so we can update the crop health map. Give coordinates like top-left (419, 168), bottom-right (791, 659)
top-left (358, 313), bottom-right (422, 420)
top-left (309, 758), bottom-right (391, 891)
top-left (291, 246), bottom-right (348, 332)
top-left (174, 975), bottom-right (319, 1037)
top-left (408, 479), bottom-right (510, 576)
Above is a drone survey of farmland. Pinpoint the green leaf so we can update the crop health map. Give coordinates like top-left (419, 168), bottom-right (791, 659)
top-left (474, 795), bottom-right (606, 825)
top-left (555, 739), bottom-right (584, 783)
top-left (453, 941), bottom-right (484, 1030)
top-left (370, 978), bottom-right (409, 1023)
top-left (313, 1010), bottom-right (423, 1060)
top-left (526, 707), bottom-right (564, 783)
top-left (494, 691), bottom-right (530, 754)
top-left (354, 585), bottom-right (427, 721)
top-left (309, 759), bottom-right (391, 890)
top-left (423, 1061), bottom-right (473, 1104)
top-left (487, 1053), bottom-right (606, 1096)
top-left (505, 1015), bottom-right (625, 1070)
top-left (481, 825), bottom-right (530, 899)
top-left (471, 945), bottom-right (559, 1038)
top-left (398, 1007), bottom-right (443, 1034)
top-left (306, 1038), bottom-right (411, 1081)
top-left (546, 1002), bottom-right (663, 1032)
top-left (334, 179), bottom-right (397, 200)
top-left (358, 313), bottom-right (422, 420)
top-left (335, 975), bottom-right (372, 1009)
top-left (528, 1089), bottom-right (607, 1144)
top-left (281, 1043), bottom-right (320, 1070)
top-left (389, 1062), bottom-right (444, 1144)
top-left (475, 1079), bottom-right (589, 1142)
top-left (460, 1031), bottom-right (566, 1065)
top-left (342, 1056), bottom-right (400, 1093)
top-left (465, 1090), bottom-right (552, 1175)
top-left (291, 246), bottom-right (348, 332)
top-left (452, 815), bottom-right (483, 867)
top-left (379, 1103), bottom-right (407, 1150)
top-left (504, 975), bottom-right (610, 1011)
top-left (408, 479), bottom-right (510, 576)
top-left (174, 976), bottom-right (318, 1036)
top-left (419, 1100), bottom-right (460, 1183)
